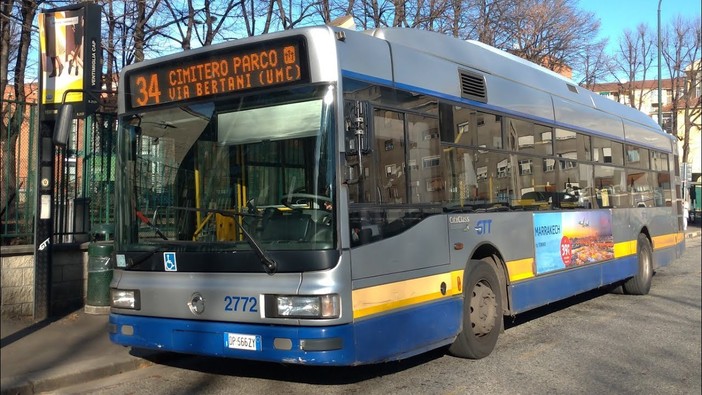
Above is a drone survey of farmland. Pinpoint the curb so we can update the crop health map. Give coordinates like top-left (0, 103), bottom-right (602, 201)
top-left (1, 355), bottom-right (151, 395)
top-left (0, 349), bottom-right (180, 395)
top-left (685, 230), bottom-right (701, 239)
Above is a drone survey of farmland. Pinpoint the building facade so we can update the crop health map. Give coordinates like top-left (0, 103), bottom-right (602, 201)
top-left (591, 66), bottom-right (701, 184)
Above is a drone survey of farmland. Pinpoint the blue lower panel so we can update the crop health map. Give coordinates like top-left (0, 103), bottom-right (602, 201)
top-left (109, 315), bottom-right (356, 365)
top-left (354, 297), bottom-right (462, 363)
top-left (511, 256), bottom-right (638, 313)
top-left (110, 297), bottom-right (462, 365)
top-left (654, 247), bottom-right (677, 270)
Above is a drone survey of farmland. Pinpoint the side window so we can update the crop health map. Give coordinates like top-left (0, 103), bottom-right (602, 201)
top-left (444, 147), bottom-right (512, 208)
top-left (626, 145), bottom-right (650, 169)
top-left (555, 129), bottom-right (591, 161)
top-left (593, 137), bottom-right (624, 166)
top-left (594, 165), bottom-right (629, 208)
top-left (448, 107), bottom-right (502, 149)
top-left (627, 170), bottom-right (652, 207)
top-left (407, 113), bottom-right (442, 203)
top-left (514, 154), bottom-right (558, 210)
top-left (651, 151), bottom-right (669, 172)
top-left (560, 162), bottom-right (595, 209)
top-left (507, 118), bottom-right (552, 156)
top-left (373, 109), bottom-right (407, 204)
top-left (656, 171), bottom-right (671, 207)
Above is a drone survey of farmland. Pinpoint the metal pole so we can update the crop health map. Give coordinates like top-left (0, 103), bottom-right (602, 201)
top-left (658, 0), bottom-right (663, 128)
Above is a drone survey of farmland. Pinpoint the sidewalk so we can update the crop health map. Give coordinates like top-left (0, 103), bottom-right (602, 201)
top-left (0, 310), bottom-right (173, 395)
top-left (1, 224), bottom-right (700, 395)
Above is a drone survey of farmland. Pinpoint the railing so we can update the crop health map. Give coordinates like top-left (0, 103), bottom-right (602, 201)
top-left (1, 99), bottom-right (118, 245)
top-left (1, 100), bottom-right (36, 245)
top-left (53, 112), bottom-right (117, 242)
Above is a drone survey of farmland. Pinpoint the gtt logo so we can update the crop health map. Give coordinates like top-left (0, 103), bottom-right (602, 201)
top-left (476, 219), bottom-right (492, 235)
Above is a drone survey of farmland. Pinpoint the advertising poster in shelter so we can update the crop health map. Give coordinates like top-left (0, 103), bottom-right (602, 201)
top-left (38, 4), bottom-right (101, 120)
top-left (534, 210), bottom-right (614, 274)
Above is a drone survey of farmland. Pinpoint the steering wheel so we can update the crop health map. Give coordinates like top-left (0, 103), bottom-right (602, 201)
top-left (281, 193), bottom-right (331, 209)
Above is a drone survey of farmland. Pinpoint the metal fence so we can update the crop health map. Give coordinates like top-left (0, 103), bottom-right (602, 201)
top-left (53, 112), bottom-right (117, 242)
top-left (1, 100), bottom-right (37, 245)
top-left (1, 98), bottom-right (117, 245)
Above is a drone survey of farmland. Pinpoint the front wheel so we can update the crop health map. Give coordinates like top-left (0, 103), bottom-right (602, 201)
top-left (623, 233), bottom-right (653, 295)
top-left (449, 259), bottom-right (503, 359)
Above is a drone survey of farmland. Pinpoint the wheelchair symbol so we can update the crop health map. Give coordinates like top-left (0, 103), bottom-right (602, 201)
top-left (164, 252), bottom-right (177, 271)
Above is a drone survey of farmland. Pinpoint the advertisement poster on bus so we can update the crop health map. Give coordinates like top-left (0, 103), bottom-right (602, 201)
top-left (533, 210), bottom-right (614, 274)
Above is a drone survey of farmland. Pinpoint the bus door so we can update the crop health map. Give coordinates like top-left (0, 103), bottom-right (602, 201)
top-left (346, 105), bottom-right (449, 279)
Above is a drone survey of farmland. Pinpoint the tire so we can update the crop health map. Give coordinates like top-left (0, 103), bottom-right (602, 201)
top-left (623, 233), bottom-right (653, 295)
top-left (449, 259), bottom-right (503, 359)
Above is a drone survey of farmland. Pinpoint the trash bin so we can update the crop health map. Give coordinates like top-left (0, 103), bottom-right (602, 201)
top-left (86, 241), bottom-right (114, 314)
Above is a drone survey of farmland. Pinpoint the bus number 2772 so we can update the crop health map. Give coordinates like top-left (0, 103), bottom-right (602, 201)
top-left (224, 296), bottom-right (258, 312)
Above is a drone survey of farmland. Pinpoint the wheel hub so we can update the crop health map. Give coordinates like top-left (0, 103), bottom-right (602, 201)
top-left (470, 280), bottom-right (497, 337)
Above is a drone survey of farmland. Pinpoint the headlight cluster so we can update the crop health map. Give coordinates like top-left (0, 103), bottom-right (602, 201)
top-left (266, 294), bottom-right (340, 319)
top-left (110, 289), bottom-right (141, 310)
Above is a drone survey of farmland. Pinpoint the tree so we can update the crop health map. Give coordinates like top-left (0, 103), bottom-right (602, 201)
top-left (577, 40), bottom-right (612, 89)
top-left (455, 0), bottom-right (511, 44)
top-left (499, 0), bottom-right (600, 75)
top-left (662, 15), bottom-right (701, 165)
top-left (610, 23), bottom-right (656, 111)
top-left (0, 0), bottom-right (40, 223)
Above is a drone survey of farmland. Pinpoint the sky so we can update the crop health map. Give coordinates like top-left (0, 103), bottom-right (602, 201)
top-left (578, 0), bottom-right (701, 53)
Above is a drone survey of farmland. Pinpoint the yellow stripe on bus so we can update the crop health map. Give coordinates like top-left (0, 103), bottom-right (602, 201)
top-left (614, 240), bottom-right (637, 258)
top-left (652, 233), bottom-right (681, 250)
top-left (352, 270), bottom-right (463, 319)
top-left (506, 258), bottom-right (534, 282)
top-left (614, 231), bottom-right (684, 257)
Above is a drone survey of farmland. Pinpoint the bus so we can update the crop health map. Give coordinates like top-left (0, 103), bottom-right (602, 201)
top-left (105, 26), bottom-right (686, 365)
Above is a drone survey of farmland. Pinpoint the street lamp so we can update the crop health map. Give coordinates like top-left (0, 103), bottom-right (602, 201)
top-left (658, 0), bottom-right (663, 128)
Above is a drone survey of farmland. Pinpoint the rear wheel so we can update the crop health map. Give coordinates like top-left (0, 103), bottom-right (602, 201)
top-left (449, 259), bottom-right (502, 359)
top-left (623, 233), bottom-right (653, 295)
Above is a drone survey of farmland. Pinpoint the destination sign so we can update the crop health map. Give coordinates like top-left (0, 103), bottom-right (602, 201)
top-left (127, 38), bottom-right (308, 109)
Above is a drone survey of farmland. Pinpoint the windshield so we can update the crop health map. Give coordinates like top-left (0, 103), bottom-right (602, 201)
top-left (116, 85), bottom-right (336, 253)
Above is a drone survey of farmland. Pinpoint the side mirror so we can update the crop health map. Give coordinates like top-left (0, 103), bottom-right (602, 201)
top-left (344, 100), bottom-right (369, 154)
top-left (54, 104), bottom-right (74, 146)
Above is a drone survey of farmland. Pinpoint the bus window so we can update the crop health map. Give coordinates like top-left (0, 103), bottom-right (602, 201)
top-left (656, 171), bottom-right (671, 207)
top-left (628, 170), bottom-right (654, 207)
top-left (507, 118), bottom-right (552, 156)
top-left (373, 109), bottom-right (407, 204)
top-left (626, 145), bottom-right (650, 169)
top-left (651, 151), bottom-right (669, 171)
top-left (555, 129), bottom-right (591, 161)
top-left (449, 107), bottom-right (502, 149)
top-left (513, 154), bottom-right (558, 210)
top-left (592, 137), bottom-right (624, 166)
top-left (560, 162), bottom-right (595, 209)
top-left (407, 113), bottom-right (442, 203)
top-left (444, 148), bottom-right (513, 209)
top-left (595, 165), bottom-right (629, 208)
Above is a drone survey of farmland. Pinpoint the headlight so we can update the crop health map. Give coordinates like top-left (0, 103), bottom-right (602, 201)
top-left (267, 294), bottom-right (339, 319)
top-left (111, 289), bottom-right (141, 310)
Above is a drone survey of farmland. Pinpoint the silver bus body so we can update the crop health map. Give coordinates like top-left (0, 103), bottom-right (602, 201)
top-left (110, 26), bottom-right (684, 365)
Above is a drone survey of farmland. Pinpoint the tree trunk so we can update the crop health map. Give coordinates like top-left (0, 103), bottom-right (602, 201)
top-left (3, 0), bottom-right (37, 225)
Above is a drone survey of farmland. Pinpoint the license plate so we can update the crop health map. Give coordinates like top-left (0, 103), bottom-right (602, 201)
top-left (225, 332), bottom-right (261, 351)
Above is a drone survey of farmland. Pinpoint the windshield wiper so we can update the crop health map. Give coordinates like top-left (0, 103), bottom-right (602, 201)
top-left (136, 210), bottom-right (168, 240)
top-left (170, 206), bottom-right (278, 275)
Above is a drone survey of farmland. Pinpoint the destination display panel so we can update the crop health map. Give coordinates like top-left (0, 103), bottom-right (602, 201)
top-left (126, 37), bottom-right (309, 109)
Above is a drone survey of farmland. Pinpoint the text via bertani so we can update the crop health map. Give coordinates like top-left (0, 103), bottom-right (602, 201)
top-left (129, 42), bottom-right (304, 108)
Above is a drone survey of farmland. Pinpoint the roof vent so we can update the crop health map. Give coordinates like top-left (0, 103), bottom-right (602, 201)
top-left (566, 83), bottom-right (578, 93)
top-left (459, 70), bottom-right (487, 103)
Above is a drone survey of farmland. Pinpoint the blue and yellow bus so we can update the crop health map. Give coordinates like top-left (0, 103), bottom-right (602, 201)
top-left (106, 26), bottom-right (685, 364)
